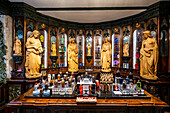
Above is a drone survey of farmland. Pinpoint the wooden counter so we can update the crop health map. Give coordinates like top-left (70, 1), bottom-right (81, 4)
top-left (7, 88), bottom-right (169, 113)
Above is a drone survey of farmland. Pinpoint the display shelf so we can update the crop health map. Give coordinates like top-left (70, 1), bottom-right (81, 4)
top-left (133, 23), bottom-right (145, 70)
top-left (122, 26), bottom-right (131, 69)
top-left (94, 30), bottom-right (102, 66)
top-left (77, 30), bottom-right (85, 66)
top-left (112, 27), bottom-right (121, 67)
top-left (58, 28), bottom-right (67, 67)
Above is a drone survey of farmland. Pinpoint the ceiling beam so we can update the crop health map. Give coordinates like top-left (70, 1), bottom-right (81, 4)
top-left (36, 7), bottom-right (147, 11)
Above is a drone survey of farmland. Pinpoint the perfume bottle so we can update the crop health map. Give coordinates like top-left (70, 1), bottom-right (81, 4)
top-left (61, 35), bottom-right (64, 45)
top-left (57, 74), bottom-right (60, 81)
top-left (98, 47), bottom-right (100, 53)
top-left (129, 72), bottom-right (133, 84)
top-left (97, 39), bottom-right (99, 45)
top-left (137, 80), bottom-right (141, 89)
top-left (126, 76), bottom-right (129, 84)
top-left (122, 80), bottom-right (127, 89)
top-left (115, 46), bottom-right (118, 52)
top-left (79, 84), bottom-right (83, 95)
top-left (61, 79), bottom-right (65, 88)
top-left (79, 37), bottom-right (82, 46)
top-left (59, 46), bottom-right (61, 52)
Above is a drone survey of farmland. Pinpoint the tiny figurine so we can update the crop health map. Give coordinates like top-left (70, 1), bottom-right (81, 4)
top-left (123, 42), bottom-right (129, 56)
top-left (51, 42), bottom-right (57, 56)
top-left (87, 44), bottom-right (91, 56)
top-left (25, 30), bottom-right (43, 78)
top-left (101, 37), bottom-right (112, 72)
top-left (68, 38), bottom-right (78, 72)
top-left (139, 30), bottom-right (159, 80)
top-left (13, 36), bottom-right (22, 55)
top-left (40, 35), bottom-right (44, 42)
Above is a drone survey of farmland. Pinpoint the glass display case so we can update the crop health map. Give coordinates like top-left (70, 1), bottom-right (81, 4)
top-left (85, 30), bottom-right (93, 67)
top-left (160, 17), bottom-right (168, 57)
top-left (50, 28), bottom-right (57, 56)
top-left (122, 26), bottom-right (130, 68)
top-left (133, 23), bottom-right (144, 69)
top-left (94, 30), bottom-right (102, 66)
top-left (77, 30), bottom-right (85, 66)
top-left (39, 24), bottom-right (48, 69)
top-left (58, 28), bottom-right (67, 67)
top-left (112, 28), bottom-right (121, 67)
top-left (15, 17), bottom-right (24, 55)
top-left (86, 31), bottom-right (92, 56)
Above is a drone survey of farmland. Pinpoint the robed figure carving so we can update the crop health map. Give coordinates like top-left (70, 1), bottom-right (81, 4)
top-left (87, 44), bottom-right (91, 56)
top-left (68, 38), bottom-right (78, 72)
top-left (25, 30), bottom-right (43, 78)
top-left (13, 36), bottom-right (22, 55)
top-left (123, 42), bottom-right (129, 56)
top-left (51, 42), bottom-right (57, 56)
top-left (101, 37), bottom-right (112, 72)
top-left (139, 30), bottom-right (159, 80)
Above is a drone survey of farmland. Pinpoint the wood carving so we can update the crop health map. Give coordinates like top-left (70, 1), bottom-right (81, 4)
top-left (25, 30), bottom-right (43, 78)
top-left (68, 38), bottom-right (78, 72)
top-left (101, 37), bottom-right (111, 72)
top-left (140, 30), bottom-right (159, 80)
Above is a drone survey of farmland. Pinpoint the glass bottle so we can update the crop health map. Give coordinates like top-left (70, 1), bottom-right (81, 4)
top-left (137, 80), bottom-right (141, 89)
top-left (122, 80), bottom-right (127, 89)
top-left (97, 39), bottom-right (99, 45)
top-left (79, 37), bottom-right (82, 46)
top-left (61, 35), bottom-right (64, 45)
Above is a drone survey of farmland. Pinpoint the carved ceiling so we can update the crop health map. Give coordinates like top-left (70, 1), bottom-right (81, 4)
top-left (9, 0), bottom-right (167, 23)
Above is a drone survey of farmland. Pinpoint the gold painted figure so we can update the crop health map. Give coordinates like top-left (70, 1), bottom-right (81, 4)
top-left (123, 42), bottom-right (129, 56)
top-left (101, 37), bottom-right (112, 72)
top-left (13, 36), bottom-right (22, 55)
top-left (87, 44), bottom-right (91, 56)
top-left (139, 30), bottom-right (159, 80)
top-left (51, 42), bottom-right (56, 56)
top-left (25, 30), bottom-right (43, 78)
top-left (68, 38), bottom-right (78, 72)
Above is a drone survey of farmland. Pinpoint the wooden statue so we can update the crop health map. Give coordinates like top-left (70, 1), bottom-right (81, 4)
top-left (25, 30), bottom-right (43, 78)
top-left (68, 38), bottom-right (78, 72)
top-left (101, 37), bottom-right (111, 72)
top-left (87, 44), bottom-right (91, 56)
top-left (13, 36), bottom-right (22, 55)
top-left (51, 42), bottom-right (56, 56)
top-left (139, 30), bottom-right (159, 80)
top-left (123, 42), bottom-right (129, 56)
